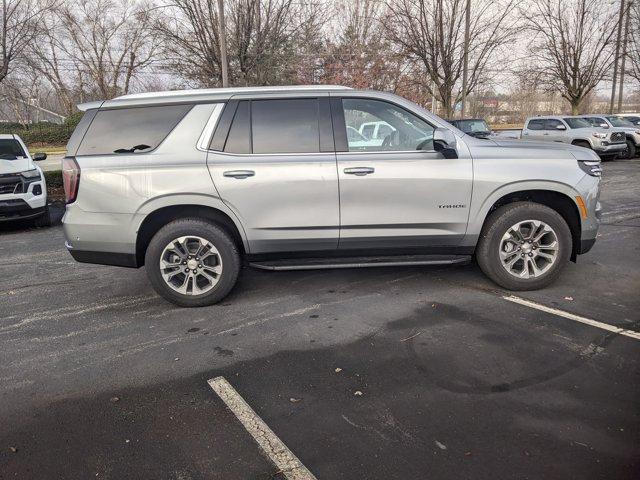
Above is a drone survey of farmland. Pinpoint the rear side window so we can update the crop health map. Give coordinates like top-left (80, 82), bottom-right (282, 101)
top-left (77, 104), bottom-right (192, 155)
top-left (527, 119), bottom-right (544, 130)
top-left (224, 101), bottom-right (251, 154)
top-left (251, 99), bottom-right (319, 154)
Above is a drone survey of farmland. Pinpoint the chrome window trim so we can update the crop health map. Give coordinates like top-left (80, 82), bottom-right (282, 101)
top-left (207, 149), bottom-right (439, 158)
top-left (207, 150), bottom-right (336, 158)
top-left (197, 103), bottom-right (225, 152)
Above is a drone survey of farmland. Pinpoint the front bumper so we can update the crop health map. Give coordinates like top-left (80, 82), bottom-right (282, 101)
top-left (0, 174), bottom-right (46, 222)
top-left (593, 142), bottom-right (627, 155)
top-left (0, 198), bottom-right (45, 222)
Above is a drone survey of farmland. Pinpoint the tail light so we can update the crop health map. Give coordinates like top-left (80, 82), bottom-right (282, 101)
top-left (62, 157), bottom-right (81, 204)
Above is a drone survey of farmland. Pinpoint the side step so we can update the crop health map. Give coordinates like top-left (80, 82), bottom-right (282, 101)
top-left (249, 254), bottom-right (471, 271)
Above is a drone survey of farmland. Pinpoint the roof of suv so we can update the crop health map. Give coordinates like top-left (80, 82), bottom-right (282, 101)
top-left (78, 85), bottom-right (353, 111)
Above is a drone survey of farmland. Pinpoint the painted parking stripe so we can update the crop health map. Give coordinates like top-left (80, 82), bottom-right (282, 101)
top-left (504, 295), bottom-right (640, 341)
top-left (208, 377), bottom-right (318, 480)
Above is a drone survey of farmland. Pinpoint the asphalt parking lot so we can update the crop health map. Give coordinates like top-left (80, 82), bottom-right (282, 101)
top-left (1, 159), bottom-right (639, 480)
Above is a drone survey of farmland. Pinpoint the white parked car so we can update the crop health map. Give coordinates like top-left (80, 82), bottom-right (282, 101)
top-left (0, 134), bottom-right (49, 225)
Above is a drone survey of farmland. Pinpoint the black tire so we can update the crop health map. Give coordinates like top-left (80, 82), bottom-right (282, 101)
top-left (33, 204), bottom-right (51, 227)
top-left (476, 202), bottom-right (572, 291)
top-left (145, 218), bottom-right (240, 307)
top-left (624, 139), bottom-right (636, 159)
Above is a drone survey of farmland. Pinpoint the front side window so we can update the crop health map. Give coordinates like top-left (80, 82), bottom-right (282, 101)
top-left (77, 104), bottom-right (193, 155)
top-left (0, 139), bottom-right (26, 159)
top-left (527, 119), bottom-right (545, 130)
top-left (583, 117), bottom-right (607, 128)
top-left (606, 116), bottom-right (634, 128)
top-left (563, 117), bottom-right (591, 129)
top-left (455, 119), bottom-right (490, 133)
top-left (342, 98), bottom-right (434, 152)
top-left (545, 119), bottom-right (565, 130)
top-left (251, 99), bottom-right (320, 154)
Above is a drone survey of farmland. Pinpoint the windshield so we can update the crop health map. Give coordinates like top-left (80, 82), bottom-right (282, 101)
top-left (563, 118), bottom-right (592, 129)
top-left (455, 119), bottom-right (490, 133)
top-left (0, 139), bottom-right (27, 159)
top-left (606, 116), bottom-right (635, 128)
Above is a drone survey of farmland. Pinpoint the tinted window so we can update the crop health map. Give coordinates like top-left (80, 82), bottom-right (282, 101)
top-left (77, 104), bottom-right (192, 155)
top-left (545, 119), bottom-right (564, 130)
top-left (224, 101), bottom-right (250, 154)
top-left (66, 109), bottom-right (97, 156)
top-left (0, 139), bottom-right (26, 158)
top-left (527, 119), bottom-right (544, 130)
top-left (455, 119), bottom-right (490, 133)
top-left (564, 117), bottom-right (591, 129)
top-left (606, 116), bottom-right (633, 127)
top-left (342, 98), bottom-right (434, 152)
top-left (251, 99), bottom-right (319, 154)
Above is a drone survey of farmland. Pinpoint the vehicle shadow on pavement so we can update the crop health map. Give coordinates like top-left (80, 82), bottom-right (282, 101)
top-left (2, 304), bottom-right (637, 480)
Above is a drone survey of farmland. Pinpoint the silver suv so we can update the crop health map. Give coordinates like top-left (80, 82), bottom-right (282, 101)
top-left (62, 86), bottom-right (602, 307)
top-left (522, 115), bottom-right (627, 160)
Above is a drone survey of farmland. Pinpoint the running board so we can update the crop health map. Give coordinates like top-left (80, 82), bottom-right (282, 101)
top-left (249, 254), bottom-right (471, 271)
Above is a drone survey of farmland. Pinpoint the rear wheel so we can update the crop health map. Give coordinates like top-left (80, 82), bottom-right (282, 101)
top-left (145, 218), bottom-right (240, 307)
top-left (476, 202), bottom-right (572, 291)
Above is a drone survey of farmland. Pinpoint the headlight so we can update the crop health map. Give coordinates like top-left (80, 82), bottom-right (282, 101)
top-left (578, 160), bottom-right (602, 177)
top-left (20, 169), bottom-right (41, 179)
top-left (592, 132), bottom-right (607, 139)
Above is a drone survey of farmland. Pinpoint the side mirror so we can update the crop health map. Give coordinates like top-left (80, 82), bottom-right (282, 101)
top-left (556, 124), bottom-right (566, 130)
top-left (434, 127), bottom-right (457, 146)
top-left (600, 123), bottom-right (609, 129)
top-left (433, 128), bottom-right (458, 159)
top-left (32, 152), bottom-right (47, 161)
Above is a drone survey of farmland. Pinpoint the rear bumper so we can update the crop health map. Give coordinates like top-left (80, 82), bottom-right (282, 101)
top-left (65, 241), bottom-right (139, 268)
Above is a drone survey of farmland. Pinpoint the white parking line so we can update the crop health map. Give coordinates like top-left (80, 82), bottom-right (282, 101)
top-left (503, 295), bottom-right (640, 341)
top-left (207, 377), bottom-right (318, 480)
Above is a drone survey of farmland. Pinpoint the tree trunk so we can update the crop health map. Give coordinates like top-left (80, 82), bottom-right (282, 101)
top-left (570, 98), bottom-right (582, 115)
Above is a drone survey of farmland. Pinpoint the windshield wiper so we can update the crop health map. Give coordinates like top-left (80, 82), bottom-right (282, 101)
top-left (113, 144), bottom-right (151, 154)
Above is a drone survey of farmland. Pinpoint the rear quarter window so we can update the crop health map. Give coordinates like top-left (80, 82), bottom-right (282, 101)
top-left (77, 104), bottom-right (193, 156)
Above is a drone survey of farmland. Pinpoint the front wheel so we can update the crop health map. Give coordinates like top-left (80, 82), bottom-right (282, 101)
top-left (145, 219), bottom-right (240, 307)
top-left (624, 140), bottom-right (636, 159)
top-left (476, 202), bottom-right (572, 291)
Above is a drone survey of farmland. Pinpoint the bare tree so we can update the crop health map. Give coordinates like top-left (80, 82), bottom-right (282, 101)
top-left (27, 0), bottom-right (159, 106)
top-left (384, 0), bottom-right (521, 118)
top-left (1, 0), bottom-right (55, 83)
top-left (522, 0), bottom-right (620, 114)
top-left (155, 0), bottom-right (322, 87)
top-left (320, 0), bottom-right (406, 90)
top-left (627, 0), bottom-right (640, 85)
top-left (61, 0), bottom-right (159, 99)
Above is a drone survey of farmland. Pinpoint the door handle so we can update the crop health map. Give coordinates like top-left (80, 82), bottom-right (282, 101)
top-left (223, 170), bottom-right (255, 179)
top-left (344, 167), bottom-right (375, 176)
